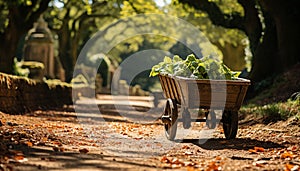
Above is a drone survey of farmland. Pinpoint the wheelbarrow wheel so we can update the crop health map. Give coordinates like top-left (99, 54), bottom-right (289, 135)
top-left (222, 111), bottom-right (238, 139)
top-left (206, 110), bottom-right (217, 129)
top-left (163, 99), bottom-right (178, 141)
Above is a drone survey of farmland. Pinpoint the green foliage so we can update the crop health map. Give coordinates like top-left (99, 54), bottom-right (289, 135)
top-left (240, 99), bottom-right (300, 123)
top-left (0, 1), bottom-right (8, 33)
top-left (149, 54), bottom-right (240, 80)
top-left (167, 0), bottom-right (248, 70)
top-left (71, 74), bottom-right (89, 85)
top-left (0, 0), bottom-right (47, 33)
top-left (45, 79), bottom-right (72, 88)
top-left (120, 0), bottom-right (162, 16)
top-left (169, 0), bottom-right (246, 48)
top-left (13, 58), bottom-right (29, 77)
top-left (22, 61), bottom-right (44, 69)
top-left (259, 104), bottom-right (289, 122)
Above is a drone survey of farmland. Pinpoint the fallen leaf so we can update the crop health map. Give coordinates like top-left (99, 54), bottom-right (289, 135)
top-left (206, 161), bottom-right (221, 171)
top-left (79, 148), bottom-right (89, 154)
top-left (171, 158), bottom-right (183, 165)
top-left (156, 143), bottom-right (163, 147)
top-left (11, 154), bottom-right (28, 163)
top-left (254, 147), bottom-right (265, 152)
top-left (182, 145), bottom-right (190, 149)
top-left (120, 131), bottom-right (128, 136)
top-left (41, 137), bottom-right (48, 142)
top-left (160, 156), bottom-right (170, 163)
top-left (281, 152), bottom-right (294, 159)
top-left (215, 156), bottom-right (222, 160)
top-left (25, 141), bottom-right (33, 147)
top-left (187, 166), bottom-right (197, 171)
top-left (288, 146), bottom-right (298, 152)
top-left (51, 141), bottom-right (62, 146)
top-left (59, 147), bottom-right (65, 152)
top-left (248, 149), bottom-right (258, 154)
top-left (218, 128), bottom-right (224, 134)
top-left (285, 163), bottom-right (294, 171)
top-left (249, 147), bottom-right (265, 153)
top-left (134, 136), bottom-right (143, 140)
top-left (14, 155), bottom-right (24, 161)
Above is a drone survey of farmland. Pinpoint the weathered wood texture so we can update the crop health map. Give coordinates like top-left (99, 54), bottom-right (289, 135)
top-left (159, 74), bottom-right (250, 111)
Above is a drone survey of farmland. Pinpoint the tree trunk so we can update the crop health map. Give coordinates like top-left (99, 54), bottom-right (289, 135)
top-left (264, 0), bottom-right (300, 68)
top-left (55, 7), bottom-right (74, 83)
top-left (249, 11), bottom-right (280, 82)
top-left (250, 0), bottom-right (300, 82)
top-left (0, 39), bottom-right (15, 74)
top-left (0, 18), bottom-right (23, 74)
top-left (57, 31), bottom-right (74, 82)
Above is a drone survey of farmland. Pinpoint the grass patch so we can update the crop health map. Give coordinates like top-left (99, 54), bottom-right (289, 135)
top-left (45, 79), bottom-right (72, 88)
top-left (240, 97), bottom-right (300, 123)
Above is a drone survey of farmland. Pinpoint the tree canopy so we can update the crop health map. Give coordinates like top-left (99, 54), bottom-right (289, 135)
top-left (0, 0), bottom-right (299, 87)
top-left (178, 0), bottom-right (300, 82)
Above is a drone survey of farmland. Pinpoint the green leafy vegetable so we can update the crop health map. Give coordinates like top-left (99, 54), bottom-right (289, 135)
top-left (149, 54), bottom-right (240, 80)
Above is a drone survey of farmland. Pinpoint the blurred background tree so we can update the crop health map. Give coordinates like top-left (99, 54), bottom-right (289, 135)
top-left (178, 0), bottom-right (300, 82)
top-left (0, 0), bottom-right (51, 74)
top-left (44, 0), bottom-right (119, 81)
top-left (1, 0), bottom-right (299, 91)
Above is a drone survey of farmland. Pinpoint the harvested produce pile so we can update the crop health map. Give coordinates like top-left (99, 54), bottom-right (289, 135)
top-left (150, 54), bottom-right (240, 80)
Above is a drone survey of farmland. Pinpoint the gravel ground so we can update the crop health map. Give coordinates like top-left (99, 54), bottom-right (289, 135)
top-left (1, 96), bottom-right (299, 171)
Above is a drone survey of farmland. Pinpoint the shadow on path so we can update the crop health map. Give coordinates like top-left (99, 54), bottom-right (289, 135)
top-left (11, 143), bottom-right (158, 170)
top-left (23, 102), bottom-right (163, 124)
top-left (179, 138), bottom-right (283, 150)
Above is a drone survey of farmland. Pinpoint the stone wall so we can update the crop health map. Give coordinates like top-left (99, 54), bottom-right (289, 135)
top-left (0, 73), bottom-right (72, 114)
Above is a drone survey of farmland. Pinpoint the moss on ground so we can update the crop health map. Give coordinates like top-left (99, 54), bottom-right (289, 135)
top-left (240, 97), bottom-right (300, 123)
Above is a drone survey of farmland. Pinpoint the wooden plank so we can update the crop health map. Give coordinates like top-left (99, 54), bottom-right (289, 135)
top-left (170, 77), bottom-right (180, 103)
top-left (159, 75), bottom-right (170, 99)
top-left (167, 76), bottom-right (174, 100)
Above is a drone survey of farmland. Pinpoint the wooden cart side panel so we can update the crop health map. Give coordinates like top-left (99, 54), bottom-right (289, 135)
top-left (164, 76), bottom-right (172, 99)
top-left (234, 85), bottom-right (249, 111)
top-left (186, 81), bottom-right (247, 110)
top-left (159, 75), bottom-right (170, 99)
top-left (159, 75), bottom-right (182, 104)
top-left (170, 77), bottom-right (181, 104)
top-left (159, 75), bottom-right (250, 111)
top-left (166, 76), bottom-right (176, 101)
top-left (174, 79), bottom-right (189, 107)
top-left (189, 82), bottom-right (211, 109)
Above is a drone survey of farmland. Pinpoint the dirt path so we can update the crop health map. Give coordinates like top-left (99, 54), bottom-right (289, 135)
top-left (1, 96), bottom-right (300, 171)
